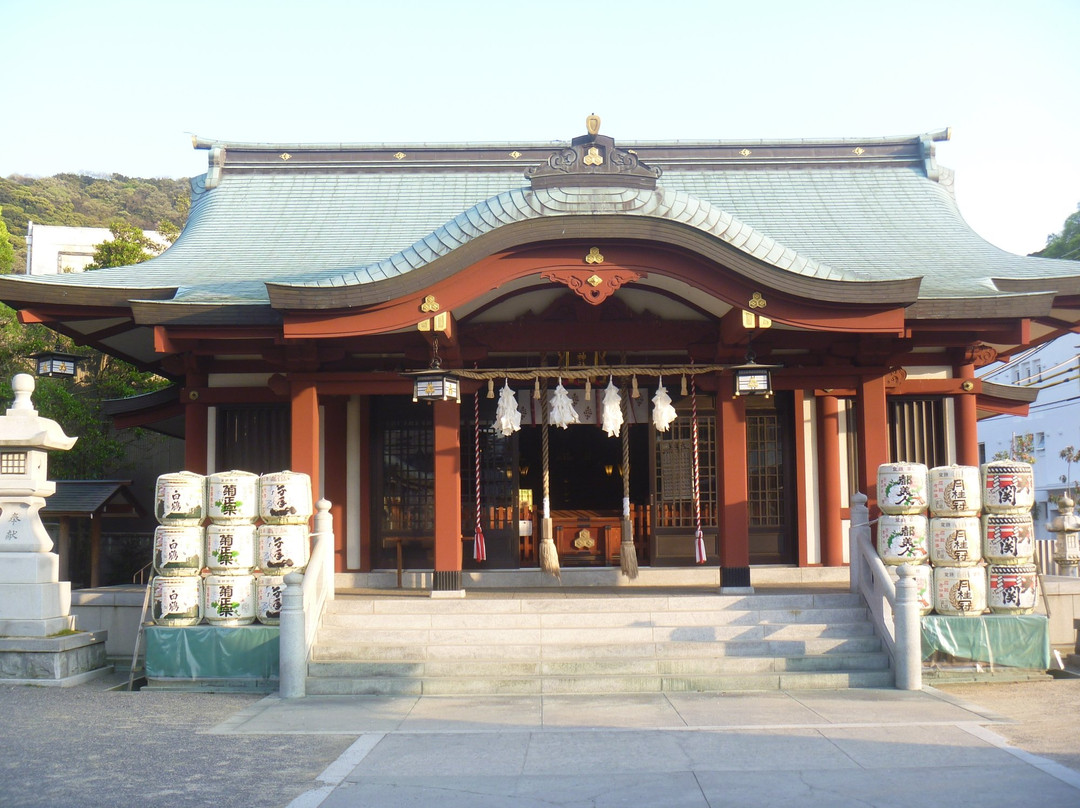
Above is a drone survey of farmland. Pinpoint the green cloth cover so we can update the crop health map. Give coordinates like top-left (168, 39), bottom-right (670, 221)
top-left (921, 614), bottom-right (1050, 670)
top-left (146, 625), bottom-right (279, 680)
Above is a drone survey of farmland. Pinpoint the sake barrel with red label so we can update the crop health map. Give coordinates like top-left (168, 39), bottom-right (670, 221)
top-left (153, 524), bottom-right (204, 577)
top-left (981, 461), bottom-right (1035, 514)
top-left (877, 463), bottom-right (928, 515)
top-left (256, 575), bottom-right (285, 625)
top-left (877, 514), bottom-right (929, 565)
top-left (988, 563), bottom-right (1039, 614)
top-left (929, 465), bottom-right (981, 517)
top-left (154, 471), bottom-right (205, 526)
top-left (889, 564), bottom-right (933, 615)
top-left (205, 523), bottom-right (257, 574)
top-left (151, 575), bottom-right (201, 626)
top-left (259, 471), bottom-right (314, 525)
top-left (202, 573), bottom-right (256, 626)
top-left (929, 517), bottom-right (982, 567)
top-left (206, 470), bottom-right (259, 524)
top-left (932, 566), bottom-right (987, 616)
top-left (982, 513), bottom-right (1035, 563)
top-left (257, 523), bottom-right (309, 574)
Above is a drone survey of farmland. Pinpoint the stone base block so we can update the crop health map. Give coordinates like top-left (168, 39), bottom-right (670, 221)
top-left (0, 581), bottom-right (71, 622)
top-left (0, 630), bottom-right (109, 685)
top-left (0, 552), bottom-right (59, 584)
top-left (0, 615), bottom-right (75, 637)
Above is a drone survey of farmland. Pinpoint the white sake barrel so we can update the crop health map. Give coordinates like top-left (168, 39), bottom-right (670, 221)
top-left (877, 463), bottom-right (928, 515)
top-left (153, 525), bottom-right (204, 577)
top-left (988, 563), bottom-right (1039, 614)
top-left (889, 563), bottom-right (933, 615)
top-left (877, 514), bottom-right (929, 565)
top-left (205, 523), bottom-right (258, 574)
top-left (982, 461), bottom-right (1035, 514)
top-left (257, 523), bottom-right (310, 574)
top-left (202, 573), bottom-right (256, 626)
top-left (259, 471), bottom-right (314, 525)
top-left (929, 517), bottom-right (982, 567)
top-left (256, 575), bottom-right (285, 625)
top-left (933, 566), bottom-right (987, 616)
top-left (155, 471), bottom-right (205, 526)
top-left (982, 513), bottom-right (1035, 563)
top-left (206, 470), bottom-right (259, 524)
top-left (929, 465), bottom-right (981, 517)
top-left (151, 575), bottom-right (201, 626)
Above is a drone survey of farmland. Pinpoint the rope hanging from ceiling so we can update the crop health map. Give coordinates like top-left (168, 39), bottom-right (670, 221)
top-left (452, 364), bottom-right (728, 382)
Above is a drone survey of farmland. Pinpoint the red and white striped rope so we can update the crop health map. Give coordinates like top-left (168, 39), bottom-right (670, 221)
top-left (473, 387), bottom-right (486, 562)
top-left (690, 372), bottom-right (706, 563)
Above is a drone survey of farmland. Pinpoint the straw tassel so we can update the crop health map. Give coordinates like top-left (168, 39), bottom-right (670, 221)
top-left (539, 388), bottom-right (560, 580)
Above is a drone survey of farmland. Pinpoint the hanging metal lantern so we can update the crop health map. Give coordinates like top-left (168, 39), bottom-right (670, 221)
top-left (30, 351), bottom-right (82, 379)
top-left (411, 371), bottom-right (460, 403)
top-left (731, 353), bottom-right (775, 397)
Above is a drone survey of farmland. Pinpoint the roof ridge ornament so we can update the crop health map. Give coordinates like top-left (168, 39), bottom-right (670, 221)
top-left (526, 116), bottom-right (662, 191)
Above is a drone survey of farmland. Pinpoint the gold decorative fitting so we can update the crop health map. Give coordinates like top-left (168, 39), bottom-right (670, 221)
top-left (586, 274), bottom-right (603, 287)
top-left (586, 113), bottom-right (601, 136)
top-left (852, 147), bottom-right (865, 156)
top-left (739, 149), bottom-right (752, 157)
top-left (749, 292), bottom-right (767, 309)
top-left (742, 310), bottom-right (756, 328)
top-left (420, 294), bottom-right (440, 313)
top-left (394, 151), bottom-right (406, 160)
top-left (573, 528), bottom-right (596, 550)
top-left (585, 247), bottom-right (605, 265)
top-left (583, 146), bottom-right (603, 166)
top-left (280, 152), bottom-right (292, 161)
top-left (961, 380), bottom-right (975, 392)
top-left (509, 151), bottom-right (522, 159)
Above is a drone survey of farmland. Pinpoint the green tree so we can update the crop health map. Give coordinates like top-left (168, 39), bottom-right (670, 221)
top-left (0, 206), bottom-right (13, 274)
top-left (1036, 203), bottom-right (1080, 260)
top-left (85, 219), bottom-right (164, 269)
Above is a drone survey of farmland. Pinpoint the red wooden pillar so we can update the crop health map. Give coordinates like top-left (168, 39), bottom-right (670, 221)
top-left (856, 374), bottom-right (889, 518)
top-left (719, 391), bottom-right (751, 590)
top-left (184, 400), bottom-right (208, 474)
top-left (817, 394), bottom-right (844, 566)
top-left (323, 397), bottom-right (347, 573)
top-left (432, 399), bottom-right (463, 592)
top-left (954, 362), bottom-right (979, 467)
top-left (290, 381), bottom-right (321, 516)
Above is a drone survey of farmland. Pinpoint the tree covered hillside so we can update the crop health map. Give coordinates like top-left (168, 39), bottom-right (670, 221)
top-left (0, 173), bottom-right (190, 273)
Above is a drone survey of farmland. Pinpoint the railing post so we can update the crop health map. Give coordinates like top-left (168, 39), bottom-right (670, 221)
top-left (279, 570), bottom-right (306, 699)
top-left (893, 563), bottom-right (923, 690)
top-left (849, 492), bottom-right (868, 594)
top-left (314, 498), bottom-right (334, 601)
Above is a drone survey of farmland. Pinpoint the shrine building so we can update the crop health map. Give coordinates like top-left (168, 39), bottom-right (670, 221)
top-left (2, 118), bottom-right (1076, 592)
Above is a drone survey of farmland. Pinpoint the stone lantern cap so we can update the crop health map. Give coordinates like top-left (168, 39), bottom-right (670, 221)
top-left (0, 374), bottom-right (77, 451)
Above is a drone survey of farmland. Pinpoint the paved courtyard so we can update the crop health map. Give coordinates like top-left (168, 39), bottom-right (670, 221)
top-left (2, 677), bottom-right (1079, 807)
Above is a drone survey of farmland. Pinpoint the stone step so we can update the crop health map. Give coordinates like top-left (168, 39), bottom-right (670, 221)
top-left (326, 592), bottom-right (866, 616)
top-left (311, 634), bottom-right (883, 662)
top-left (319, 606), bottom-right (872, 629)
top-left (304, 668), bottom-right (895, 696)
top-left (307, 650), bottom-right (889, 680)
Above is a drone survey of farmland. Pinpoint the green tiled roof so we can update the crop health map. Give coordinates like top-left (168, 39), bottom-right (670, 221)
top-left (6, 133), bottom-right (1076, 310)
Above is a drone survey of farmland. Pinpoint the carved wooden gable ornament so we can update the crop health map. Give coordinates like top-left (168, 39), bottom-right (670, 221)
top-left (526, 116), bottom-right (662, 191)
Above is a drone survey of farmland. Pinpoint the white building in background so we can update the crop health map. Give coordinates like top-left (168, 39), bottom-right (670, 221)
top-left (25, 223), bottom-right (168, 275)
top-left (978, 335), bottom-right (1080, 540)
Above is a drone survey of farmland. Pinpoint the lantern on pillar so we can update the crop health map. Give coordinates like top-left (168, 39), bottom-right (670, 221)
top-left (1048, 495), bottom-right (1080, 574)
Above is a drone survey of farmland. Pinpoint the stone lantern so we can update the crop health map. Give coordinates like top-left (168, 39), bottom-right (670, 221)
top-left (0, 373), bottom-right (77, 636)
top-left (1048, 495), bottom-right (1080, 575)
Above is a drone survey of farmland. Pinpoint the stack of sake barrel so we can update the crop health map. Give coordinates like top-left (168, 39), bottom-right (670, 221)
top-left (150, 470), bottom-right (313, 628)
top-left (876, 463), bottom-right (933, 614)
top-left (877, 462), bottom-right (1038, 615)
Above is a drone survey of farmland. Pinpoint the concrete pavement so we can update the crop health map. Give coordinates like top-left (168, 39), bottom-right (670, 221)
top-left (3, 680), bottom-right (1080, 807)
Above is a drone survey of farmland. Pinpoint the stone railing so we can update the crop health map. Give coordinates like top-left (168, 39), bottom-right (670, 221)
top-left (279, 499), bottom-right (335, 698)
top-left (848, 492), bottom-right (922, 690)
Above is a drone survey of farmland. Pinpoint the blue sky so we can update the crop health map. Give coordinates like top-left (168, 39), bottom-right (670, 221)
top-left (3, 0), bottom-right (1078, 255)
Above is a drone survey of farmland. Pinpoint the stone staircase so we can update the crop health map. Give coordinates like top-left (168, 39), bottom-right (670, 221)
top-left (305, 590), bottom-right (893, 695)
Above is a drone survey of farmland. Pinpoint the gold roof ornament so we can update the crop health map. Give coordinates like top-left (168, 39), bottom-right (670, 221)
top-left (586, 113), bottom-right (601, 136)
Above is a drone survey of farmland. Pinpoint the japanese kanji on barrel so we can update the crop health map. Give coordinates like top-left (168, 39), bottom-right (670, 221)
top-left (151, 575), bottom-right (201, 626)
top-left (982, 513), bottom-right (1035, 563)
top-left (877, 514), bottom-right (929, 565)
top-left (256, 575), bottom-right (285, 625)
top-left (206, 470), bottom-right (259, 523)
top-left (154, 471), bottom-right (205, 526)
top-left (988, 563), bottom-right (1039, 614)
top-left (982, 461), bottom-right (1035, 514)
top-left (929, 465), bottom-right (981, 517)
top-left (257, 524), bottom-right (309, 575)
top-left (152, 524), bottom-right (204, 577)
top-left (877, 463), bottom-right (928, 515)
top-left (929, 517), bottom-right (982, 567)
top-left (203, 573), bottom-right (256, 626)
top-left (205, 523), bottom-right (257, 574)
top-left (932, 566), bottom-right (987, 616)
top-left (259, 471), bottom-right (313, 525)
